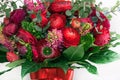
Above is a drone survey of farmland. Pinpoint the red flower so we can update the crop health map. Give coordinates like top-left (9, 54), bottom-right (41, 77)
top-left (93, 26), bottom-right (110, 46)
top-left (49, 1), bottom-right (72, 13)
top-left (3, 23), bottom-right (18, 37)
top-left (37, 39), bottom-right (60, 61)
top-left (62, 27), bottom-right (80, 47)
top-left (30, 10), bottom-right (48, 28)
top-left (16, 28), bottom-right (37, 45)
top-left (6, 52), bottom-right (20, 62)
top-left (10, 9), bottom-right (26, 25)
top-left (50, 13), bottom-right (66, 29)
top-left (89, 9), bottom-right (110, 29)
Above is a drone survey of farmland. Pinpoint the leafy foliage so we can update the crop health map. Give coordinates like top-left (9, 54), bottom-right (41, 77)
top-left (88, 49), bottom-right (120, 64)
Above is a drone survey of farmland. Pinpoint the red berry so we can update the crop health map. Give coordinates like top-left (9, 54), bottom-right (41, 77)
top-left (62, 27), bottom-right (80, 47)
top-left (71, 18), bottom-right (81, 28)
top-left (49, 1), bottom-right (72, 13)
top-left (50, 13), bottom-right (66, 29)
top-left (6, 52), bottom-right (20, 62)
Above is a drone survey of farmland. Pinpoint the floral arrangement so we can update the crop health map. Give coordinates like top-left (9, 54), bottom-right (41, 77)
top-left (0, 0), bottom-right (120, 79)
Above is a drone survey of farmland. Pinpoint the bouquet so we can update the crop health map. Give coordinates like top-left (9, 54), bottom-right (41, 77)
top-left (0, 0), bottom-right (120, 80)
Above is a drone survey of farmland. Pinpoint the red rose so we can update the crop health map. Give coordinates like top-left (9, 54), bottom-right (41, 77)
top-left (10, 9), bottom-right (26, 25)
top-left (3, 23), bottom-right (18, 37)
top-left (16, 28), bottom-right (37, 45)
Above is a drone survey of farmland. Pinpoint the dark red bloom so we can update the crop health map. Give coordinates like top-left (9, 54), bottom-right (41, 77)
top-left (10, 9), bottom-right (26, 25)
top-left (89, 9), bottom-right (110, 29)
top-left (93, 26), bottom-right (110, 46)
top-left (37, 39), bottom-right (60, 62)
top-left (49, 1), bottom-right (72, 13)
top-left (3, 23), bottom-right (18, 37)
top-left (50, 13), bottom-right (66, 29)
top-left (16, 28), bottom-right (37, 45)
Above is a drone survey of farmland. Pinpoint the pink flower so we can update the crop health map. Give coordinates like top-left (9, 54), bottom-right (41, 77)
top-left (24, 0), bottom-right (45, 11)
top-left (46, 29), bottom-right (63, 48)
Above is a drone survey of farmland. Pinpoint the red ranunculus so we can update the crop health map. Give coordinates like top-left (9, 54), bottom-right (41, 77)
top-left (10, 9), bottom-right (26, 25)
top-left (89, 9), bottom-right (110, 29)
top-left (3, 23), bottom-right (18, 37)
top-left (16, 28), bottom-right (37, 45)
top-left (50, 13), bottom-right (66, 29)
top-left (93, 26), bottom-right (110, 46)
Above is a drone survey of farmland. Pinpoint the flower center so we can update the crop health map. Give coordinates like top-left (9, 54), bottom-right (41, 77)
top-left (43, 47), bottom-right (52, 56)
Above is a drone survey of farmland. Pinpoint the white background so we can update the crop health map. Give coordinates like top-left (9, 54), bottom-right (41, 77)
top-left (0, 0), bottom-right (120, 80)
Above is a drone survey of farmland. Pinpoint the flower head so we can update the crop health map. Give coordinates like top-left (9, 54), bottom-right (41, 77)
top-left (46, 29), bottom-right (63, 48)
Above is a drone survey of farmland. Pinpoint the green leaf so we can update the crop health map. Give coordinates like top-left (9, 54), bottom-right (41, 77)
top-left (34, 25), bottom-right (42, 32)
top-left (36, 11), bottom-right (41, 23)
top-left (6, 59), bottom-right (26, 68)
top-left (0, 68), bottom-right (13, 75)
top-left (45, 56), bottom-right (70, 73)
top-left (0, 51), bottom-right (8, 63)
top-left (5, 8), bottom-right (11, 18)
top-left (0, 45), bottom-right (8, 52)
top-left (88, 49), bottom-right (120, 64)
top-left (66, 10), bottom-right (72, 16)
top-left (77, 61), bottom-right (98, 74)
top-left (21, 61), bottom-right (41, 78)
top-left (81, 33), bottom-right (94, 51)
top-left (63, 44), bottom-right (84, 61)
top-left (11, 1), bottom-right (17, 10)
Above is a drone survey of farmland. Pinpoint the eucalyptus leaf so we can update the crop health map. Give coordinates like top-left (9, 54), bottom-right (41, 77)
top-left (66, 10), bottom-right (72, 16)
top-left (63, 44), bottom-right (84, 61)
top-left (88, 49), bottom-right (120, 64)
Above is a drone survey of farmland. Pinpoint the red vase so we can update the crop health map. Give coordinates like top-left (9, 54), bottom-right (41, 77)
top-left (30, 68), bottom-right (74, 80)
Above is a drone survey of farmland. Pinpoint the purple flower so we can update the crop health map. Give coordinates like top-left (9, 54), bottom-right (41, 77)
top-left (10, 9), bottom-right (26, 25)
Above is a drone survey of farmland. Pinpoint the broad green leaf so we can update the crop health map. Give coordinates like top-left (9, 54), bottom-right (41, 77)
top-left (0, 51), bottom-right (8, 63)
top-left (45, 56), bottom-right (69, 73)
top-left (6, 59), bottom-right (26, 68)
top-left (21, 61), bottom-right (41, 78)
top-left (77, 61), bottom-right (98, 74)
top-left (63, 44), bottom-right (84, 61)
top-left (88, 49), bottom-right (120, 64)
top-left (0, 68), bottom-right (13, 75)
top-left (81, 33), bottom-right (94, 51)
